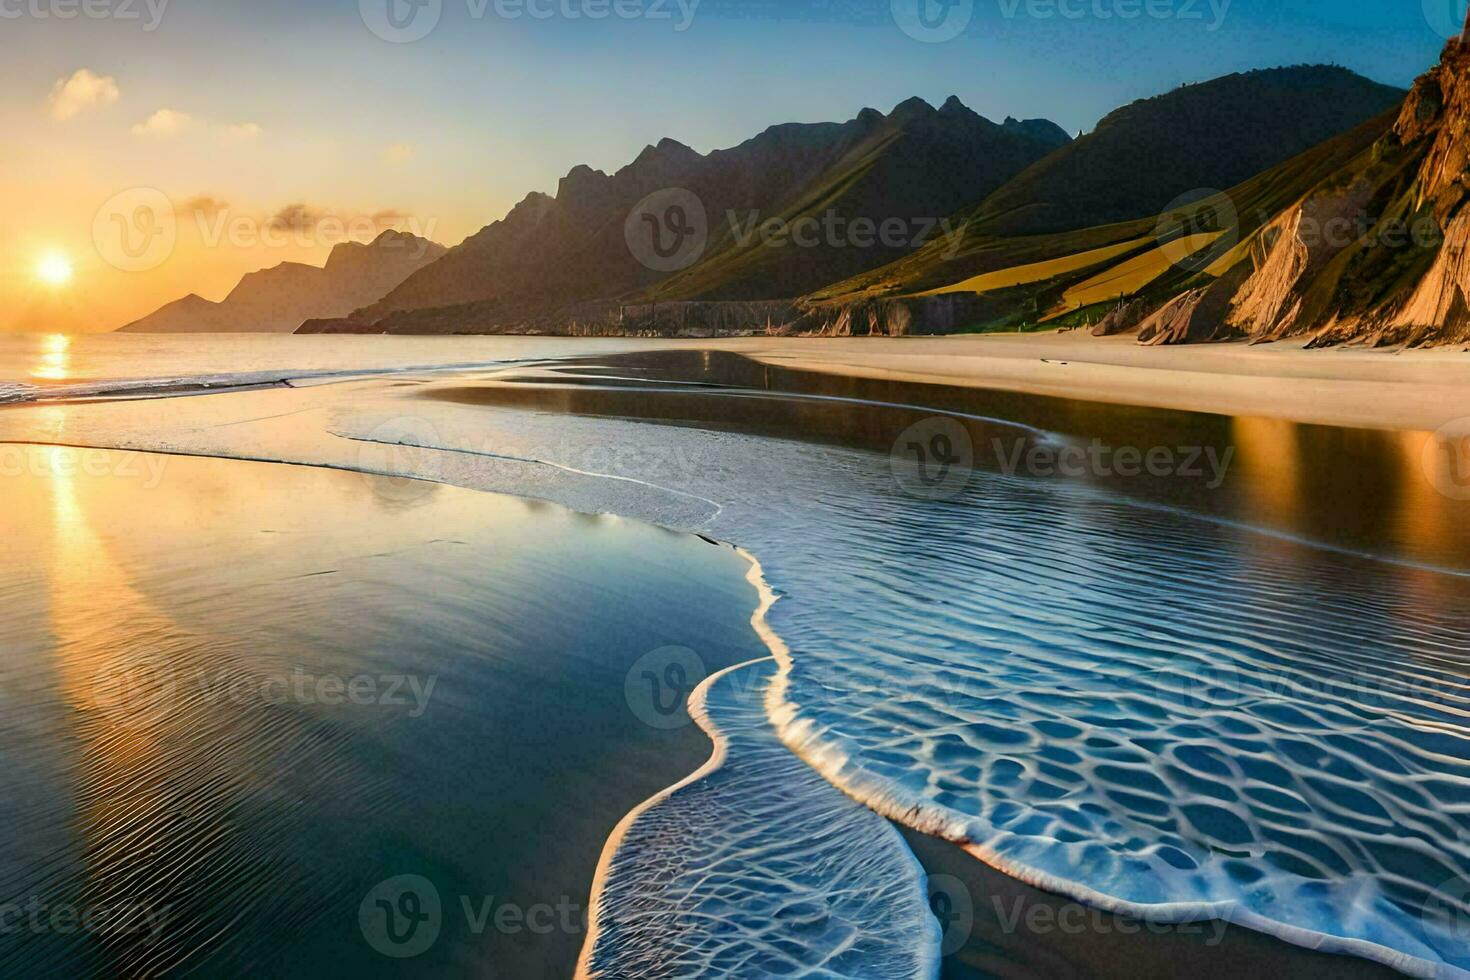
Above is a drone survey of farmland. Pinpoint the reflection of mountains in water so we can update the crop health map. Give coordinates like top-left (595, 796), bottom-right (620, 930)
top-left (432, 350), bottom-right (1470, 573)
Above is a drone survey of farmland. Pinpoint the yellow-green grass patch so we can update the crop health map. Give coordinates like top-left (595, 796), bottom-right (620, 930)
top-left (921, 236), bottom-right (1153, 296)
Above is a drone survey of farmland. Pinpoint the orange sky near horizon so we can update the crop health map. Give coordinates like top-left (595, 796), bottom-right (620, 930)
top-left (0, 95), bottom-right (489, 334)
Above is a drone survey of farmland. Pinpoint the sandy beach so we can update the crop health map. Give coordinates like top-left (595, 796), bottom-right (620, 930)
top-left (703, 332), bottom-right (1470, 433)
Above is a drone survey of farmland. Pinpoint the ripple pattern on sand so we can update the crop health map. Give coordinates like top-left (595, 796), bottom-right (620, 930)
top-left (582, 658), bottom-right (940, 979)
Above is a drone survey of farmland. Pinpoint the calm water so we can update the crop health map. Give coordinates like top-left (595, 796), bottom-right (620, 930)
top-left (0, 450), bottom-right (764, 976)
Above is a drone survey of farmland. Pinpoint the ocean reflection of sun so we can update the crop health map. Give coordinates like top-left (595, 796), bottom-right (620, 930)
top-left (32, 333), bottom-right (70, 381)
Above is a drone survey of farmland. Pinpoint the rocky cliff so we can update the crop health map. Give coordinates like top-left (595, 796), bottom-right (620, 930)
top-left (1216, 23), bottom-right (1470, 346)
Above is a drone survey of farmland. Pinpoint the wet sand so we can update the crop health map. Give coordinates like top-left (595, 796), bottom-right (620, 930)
top-left (901, 829), bottom-right (1399, 979)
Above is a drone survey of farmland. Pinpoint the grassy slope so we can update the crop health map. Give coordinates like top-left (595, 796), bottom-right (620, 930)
top-left (807, 108), bottom-right (1400, 333)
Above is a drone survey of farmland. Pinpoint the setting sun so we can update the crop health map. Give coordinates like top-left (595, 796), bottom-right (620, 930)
top-left (35, 252), bottom-right (74, 287)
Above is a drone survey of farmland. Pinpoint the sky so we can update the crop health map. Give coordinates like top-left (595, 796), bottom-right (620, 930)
top-left (0, 0), bottom-right (1457, 332)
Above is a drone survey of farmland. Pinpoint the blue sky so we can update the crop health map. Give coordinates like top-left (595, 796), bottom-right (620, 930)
top-left (0, 0), bottom-right (1457, 328)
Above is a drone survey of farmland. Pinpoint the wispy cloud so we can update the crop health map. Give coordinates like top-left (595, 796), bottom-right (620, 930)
top-left (383, 142), bottom-right (416, 166)
top-left (132, 108), bottom-right (194, 136)
top-left (220, 122), bottom-right (262, 144)
top-left (181, 194), bottom-right (229, 218)
top-left (49, 69), bottom-right (121, 121)
top-left (268, 202), bottom-right (327, 232)
top-left (133, 111), bottom-right (262, 143)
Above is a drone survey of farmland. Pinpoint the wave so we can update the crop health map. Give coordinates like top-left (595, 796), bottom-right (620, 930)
top-left (0, 359), bottom-right (520, 405)
top-left (578, 654), bottom-right (940, 978)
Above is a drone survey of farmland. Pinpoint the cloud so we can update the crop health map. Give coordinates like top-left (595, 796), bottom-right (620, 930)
top-left (268, 203), bottom-right (328, 232)
top-left (382, 142), bottom-right (416, 166)
top-left (49, 69), bottom-right (121, 121)
top-left (219, 122), bottom-right (262, 144)
top-left (132, 109), bottom-right (194, 137)
top-left (181, 194), bottom-right (229, 218)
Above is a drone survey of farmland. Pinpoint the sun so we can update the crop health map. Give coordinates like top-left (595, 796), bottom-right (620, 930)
top-left (36, 252), bottom-right (74, 287)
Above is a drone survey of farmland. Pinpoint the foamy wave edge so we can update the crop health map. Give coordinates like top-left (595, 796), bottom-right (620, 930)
top-left (750, 532), bottom-right (1465, 980)
top-left (576, 551), bottom-right (941, 978)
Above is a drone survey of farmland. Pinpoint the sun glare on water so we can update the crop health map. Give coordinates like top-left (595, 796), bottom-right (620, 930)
top-left (36, 252), bottom-right (74, 287)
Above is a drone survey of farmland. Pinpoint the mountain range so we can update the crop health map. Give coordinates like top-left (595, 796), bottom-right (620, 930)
top-left (118, 230), bottom-right (444, 333)
top-left (334, 96), bottom-right (1070, 333)
top-left (125, 57), bottom-right (1470, 348)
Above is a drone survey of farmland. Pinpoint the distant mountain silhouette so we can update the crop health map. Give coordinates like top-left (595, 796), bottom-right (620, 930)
top-left (339, 97), bottom-right (1069, 332)
top-left (117, 230), bottom-right (445, 332)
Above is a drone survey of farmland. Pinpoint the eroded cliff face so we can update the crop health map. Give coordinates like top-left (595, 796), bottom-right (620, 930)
top-left (1228, 181), bottom-right (1376, 341)
top-left (1218, 27), bottom-right (1470, 346)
